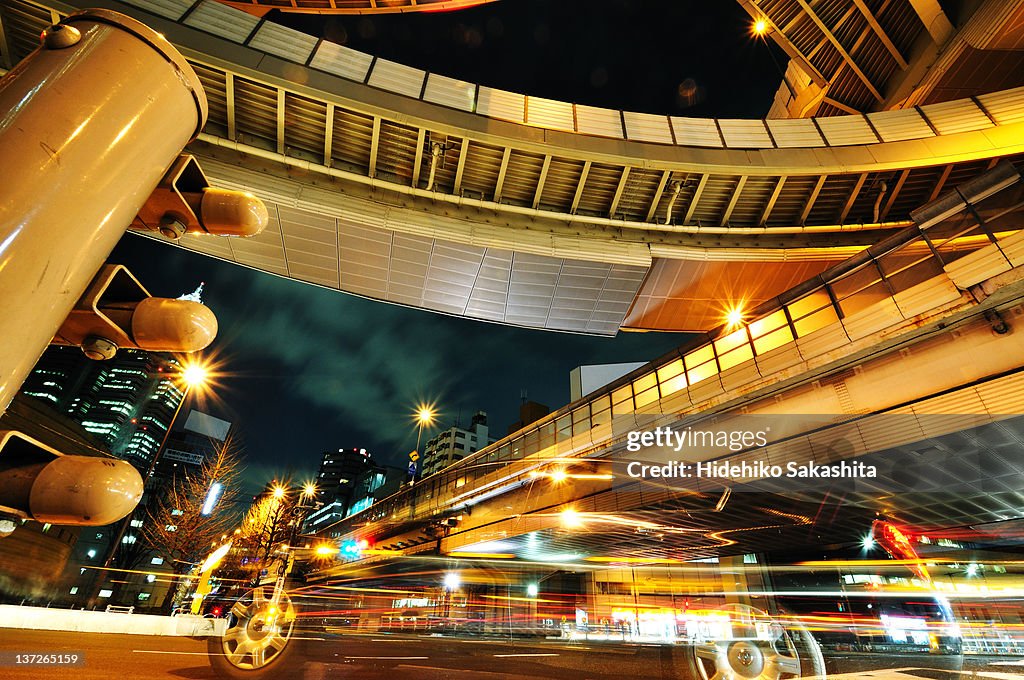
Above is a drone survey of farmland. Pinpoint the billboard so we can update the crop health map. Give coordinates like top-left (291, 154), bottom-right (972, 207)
top-left (183, 410), bottom-right (231, 441)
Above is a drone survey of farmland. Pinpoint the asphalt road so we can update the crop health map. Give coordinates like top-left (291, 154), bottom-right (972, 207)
top-left (0, 628), bottom-right (1020, 679)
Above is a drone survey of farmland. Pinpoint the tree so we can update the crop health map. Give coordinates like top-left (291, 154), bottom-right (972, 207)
top-left (141, 435), bottom-right (245, 612)
top-left (222, 487), bottom-right (305, 586)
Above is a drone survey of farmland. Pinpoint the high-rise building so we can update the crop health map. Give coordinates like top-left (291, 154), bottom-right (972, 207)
top-left (421, 411), bottom-right (492, 478)
top-left (314, 448), bottom-right (373, 502)
top-left (345, 464), bottom-right (403, 518)
top-left (21, 345), bottom-right (185, 470)
top-left (306, 448), bottom-right (375, 532)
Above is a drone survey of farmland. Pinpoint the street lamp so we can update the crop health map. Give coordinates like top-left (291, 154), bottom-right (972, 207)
top-left (408, 403), bottom-right (437, 483)
top-left (414, 404), bottom-right (436, 454)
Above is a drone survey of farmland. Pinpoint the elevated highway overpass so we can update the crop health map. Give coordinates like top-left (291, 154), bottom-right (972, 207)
top-left (4, 0), bottom-right (1024, 333)
top-left (313, 162), bottom-right (1024, 566)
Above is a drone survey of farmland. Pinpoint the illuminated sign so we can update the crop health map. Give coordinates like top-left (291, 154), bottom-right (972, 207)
top-left (201, 482), bottom-right (223, 516)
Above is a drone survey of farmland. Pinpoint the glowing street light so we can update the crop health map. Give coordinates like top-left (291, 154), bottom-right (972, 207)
top-left (417, 406), bottom-right (435, 425)
top-left (443, 572), bottom-right (461, 591)
top-left (526, 583), bottom-right (539, 598)
top-left (725, 306), bottom-right (745, 328)
top-left (561, 508), bottom-right (584, 529)
top-left (314, 543), bottom-right (337, 558)
top-left (181, 361), bottom-right (209, 388)
top-left (753, 18), bottom-right (768, 35)
top-left (302, 482), bottom-right (318, 498)
top-left (272, 485), bottom-right (286, 500)
top-left (410, 403), bottom-right (438, 480)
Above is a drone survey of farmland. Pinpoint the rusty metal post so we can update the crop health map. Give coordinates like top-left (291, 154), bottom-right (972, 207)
top-left (0, 9), bottom-right (208, 413)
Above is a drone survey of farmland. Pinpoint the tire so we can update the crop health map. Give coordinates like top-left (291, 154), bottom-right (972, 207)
top-left (207, 586), bottom-right (305, 679)
top-left (686, 603), bottom-right (826, 680)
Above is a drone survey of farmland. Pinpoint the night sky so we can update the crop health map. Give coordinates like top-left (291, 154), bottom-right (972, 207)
top-left (106, 1), bottom-right (784, 492)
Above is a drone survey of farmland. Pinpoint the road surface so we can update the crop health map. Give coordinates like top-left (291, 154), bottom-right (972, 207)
top-left (0, 628), bottom-right (1019, 679)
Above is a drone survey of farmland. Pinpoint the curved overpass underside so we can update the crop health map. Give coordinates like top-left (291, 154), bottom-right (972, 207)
top-left (4, 0), bottom-right (1024, 333)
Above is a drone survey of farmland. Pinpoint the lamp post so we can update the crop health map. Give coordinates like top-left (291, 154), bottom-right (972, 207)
top-left (408, 404), bottom-right (436, 484)
top-left (86, 358), bottom-right (210, 607)
top-left (415, 406), bottom-right (435, 455)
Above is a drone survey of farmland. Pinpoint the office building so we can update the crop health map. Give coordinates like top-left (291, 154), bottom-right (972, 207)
top-left (21, 345), bottom-right (185, 470)
top-left (421, 411), bottom-right (492, 477)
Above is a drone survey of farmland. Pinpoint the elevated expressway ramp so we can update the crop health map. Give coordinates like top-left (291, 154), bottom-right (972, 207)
top-left (313, 163), bottom-right (1024, 567)
top-left (4, 0), bottom-right (1024, 333)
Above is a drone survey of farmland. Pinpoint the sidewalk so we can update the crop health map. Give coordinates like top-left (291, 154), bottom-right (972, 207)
top-left (0, 604), bottom-right (225, 636)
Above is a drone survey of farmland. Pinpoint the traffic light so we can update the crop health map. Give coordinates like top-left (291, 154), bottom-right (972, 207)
top-left (341, 538), bottom-right (369, 559)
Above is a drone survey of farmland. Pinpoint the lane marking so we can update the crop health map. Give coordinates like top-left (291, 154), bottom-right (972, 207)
top-left (344, 656), bottom-right (430, 660)
top-left (492, 653), bottom-right (560, 658)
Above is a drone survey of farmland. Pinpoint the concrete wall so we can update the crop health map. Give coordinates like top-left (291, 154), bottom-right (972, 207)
top-left (0, 605), bottom-right (224, 636)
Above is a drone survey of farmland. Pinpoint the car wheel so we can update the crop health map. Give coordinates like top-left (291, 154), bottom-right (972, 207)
top-left (207, 586), bottom-right (304, 679)
top-left (687, 603), bottom-right (826, 680)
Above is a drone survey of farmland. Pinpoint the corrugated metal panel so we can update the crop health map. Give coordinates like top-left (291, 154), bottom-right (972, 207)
top-left (766, 118), bottom-right (824, 148)
top-left (719, 120), bottom-right (774, 149)
top-left (815, 115), bottom-right (878, 146)
top-left (670, 117), bottom-right (722, 147)
top-left (574, 104), bottom-right (623, 138)
top-left (868, 108), bottom-right (934, 142)
top-left (976, 86), bottom-right (1024, 126)
top-left (465, 249), bottom-right (512, 322)
top-left (120, 0), bottom-right (193, 20)
top-left (248, 23), bottom-right (318, 63)
top-left (998, 230), bottom-right (1024, 267)
top-left (422, 73), bottom-right (476, 112)
top-left (920, 100), bottom-right (993, 136)
top-left (526, 96), bottom-right (574, 132)
top-left (423, 241), bottom-right (485, 315)
top-left (476, 87), bottom-right (525, 123)
top-left (623, 112), bottom-right (673, 144)
top-left (943, 244), bottom-right (1012, 289)
top-left (892, 277), bottom-right (961, 318)
top-left (506, 253), bottom-right (560, 328)
top-left (182, 1), bottom-right (258, 44)
top-left (339, 222), bottom-right (391, 298)
top-left (842, 298), bottom-right (904, 341)
top-left (178, 232), bottom-right (234, 260)
top-left (309, 41), bottom-right (373, 82)
top-left (388, 233), bottom-right (432, 307)
top-left (794, 324), bottom-right (850, 362)
top-left (367, 58), bottom-right (426, 98)
top-left (975, 372), bottom-right (1024, 415)
top-left (228, 208), bottom-right (288, 276)
top-left (278, 205), bottom-right (339, 288)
